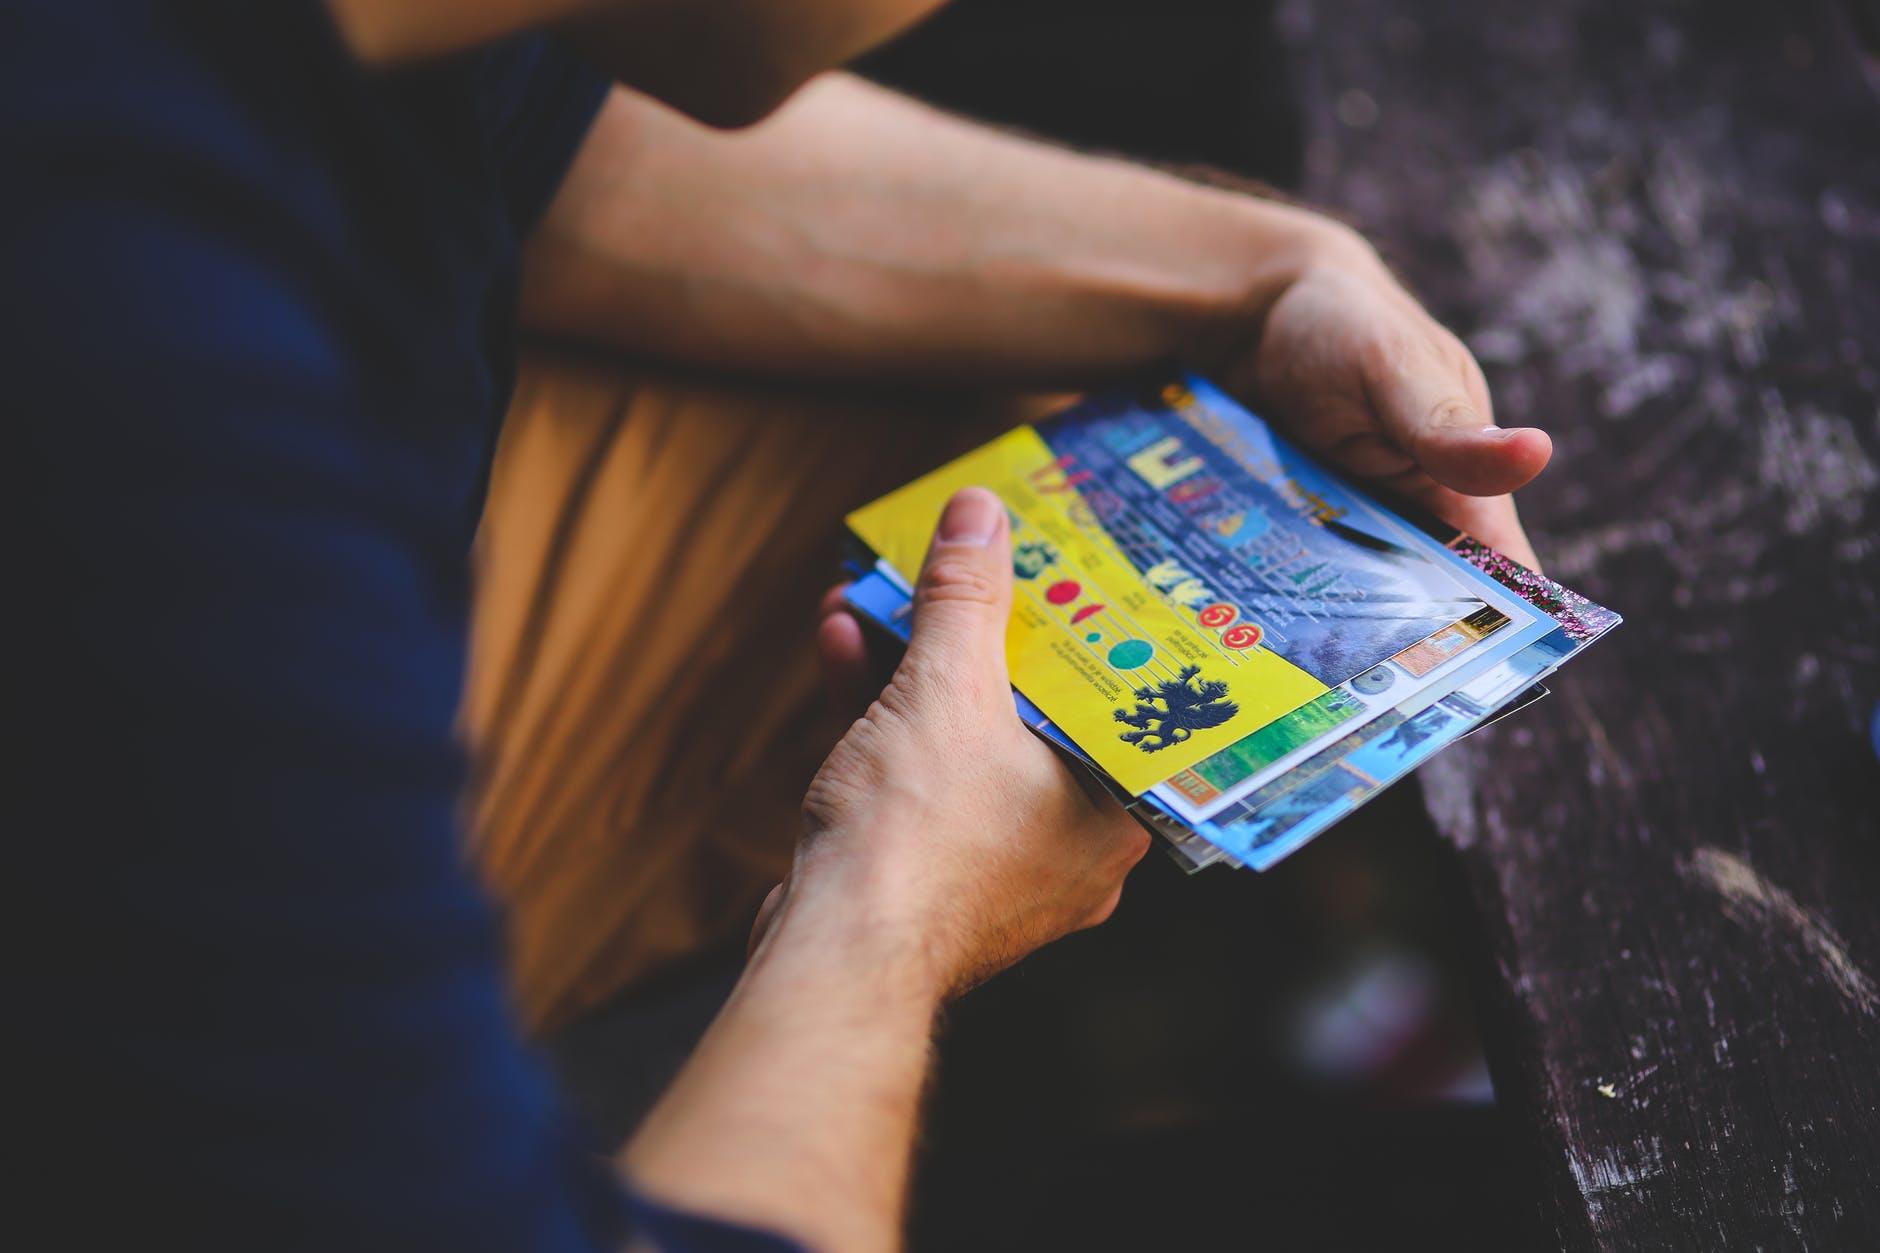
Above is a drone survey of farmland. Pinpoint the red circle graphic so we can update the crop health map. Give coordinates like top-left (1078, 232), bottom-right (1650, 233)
top-left (1221, 623), bottom-right (1265, 650)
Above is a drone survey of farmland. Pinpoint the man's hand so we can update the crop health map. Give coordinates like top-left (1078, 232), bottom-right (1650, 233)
top-left (1211, 227), bottom-right (1551, 568)
top-left (626, 489), bottom-right (1147, 1247)
top-left (762, 486), bottom-right (1150, 998)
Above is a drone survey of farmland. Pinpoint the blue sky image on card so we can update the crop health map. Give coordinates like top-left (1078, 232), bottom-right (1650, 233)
top-left (1183, 625), bottom-right (1585, 868)
top-left (1035, 380), bottom-right (1490, 687)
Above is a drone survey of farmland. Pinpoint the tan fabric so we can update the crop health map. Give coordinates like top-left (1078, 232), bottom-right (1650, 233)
top-left (465, 348), bottom-right (1028, 1034)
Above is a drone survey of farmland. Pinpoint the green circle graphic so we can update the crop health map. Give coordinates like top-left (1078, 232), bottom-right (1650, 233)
top-left (1107, 639), bottom-right (1154, 669)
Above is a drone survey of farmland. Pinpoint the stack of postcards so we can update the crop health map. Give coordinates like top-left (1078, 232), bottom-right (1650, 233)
top-left (842, 376), bottom-right (1620, 872)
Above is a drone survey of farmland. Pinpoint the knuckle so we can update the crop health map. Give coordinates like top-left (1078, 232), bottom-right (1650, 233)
top-left (890, 654), bottom-right (987, 715)
top-left (1430, 323), bottom-right (1471, 364)
top-left (1081, 888), bottom-right (1125, 931)
top-left (1321, 219), bottom-right (1374, 263)
top-left (1426, 395), bottom-right (1477, 430)
top-left (801, 765), bottom-right (863, 832)
top-left (1428, 331), bottom-right (1493, 414)
top-left (918, 556), bottom-right (1003, 609)
top-left (1329, 430), bottom-right (1417, 478)
top-left (871, 677), bottom-right (919, 722)
top-left (1459, 352), bottom-right (1494, 410)
top-left (1355, 332), bottom-right (1404, 382)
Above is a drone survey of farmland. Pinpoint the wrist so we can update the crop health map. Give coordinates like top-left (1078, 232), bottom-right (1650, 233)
top-left (750, 863), bottom-right (953, 1014)
top-left (1172, 192), bottom-right (1384, 372)
top-left (1027, 162), bottom-right (1382, 381)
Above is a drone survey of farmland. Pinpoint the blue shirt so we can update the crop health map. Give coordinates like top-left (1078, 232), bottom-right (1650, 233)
top-left (6, 3), bottom-right (792, 1248)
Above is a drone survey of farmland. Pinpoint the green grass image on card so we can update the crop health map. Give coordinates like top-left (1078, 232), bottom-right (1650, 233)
top-left (1188, 687), bottom-right (1367, 792)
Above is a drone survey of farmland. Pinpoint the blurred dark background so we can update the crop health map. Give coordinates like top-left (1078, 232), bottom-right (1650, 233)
top-left (551, 4), bottom-right (1545, 1247)
top-left (555, 789), bottom-right (1535, 1250)
top-left (858, 0), bottom-right (1305, 186)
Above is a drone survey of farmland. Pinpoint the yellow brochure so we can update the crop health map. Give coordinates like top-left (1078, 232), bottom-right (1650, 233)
top-left (847, 426), bottom-right (1326, 795)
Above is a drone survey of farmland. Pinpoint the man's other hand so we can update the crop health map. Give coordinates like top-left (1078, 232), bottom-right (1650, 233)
top-left (1215, 223), bottom-right (1550, 569)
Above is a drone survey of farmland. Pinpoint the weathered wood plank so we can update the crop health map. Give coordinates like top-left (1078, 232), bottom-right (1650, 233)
top-left (1287, 0), bottom-right (1880, 1243)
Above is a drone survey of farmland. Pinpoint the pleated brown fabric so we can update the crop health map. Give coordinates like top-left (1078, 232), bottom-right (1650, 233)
top-left (465, 347), bottom-right (1039, 1034)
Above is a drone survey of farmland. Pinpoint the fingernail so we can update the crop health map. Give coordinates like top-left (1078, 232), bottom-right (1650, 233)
top-left (1480, 424), bottom-right (1518, 440)
top-left (936, 487), bottom-right (1004, 546)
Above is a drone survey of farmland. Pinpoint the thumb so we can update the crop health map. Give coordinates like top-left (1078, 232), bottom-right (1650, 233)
top-left (1376, 346), bottom-right (1552, 497)
top-left (902, 487), bottom-right (1013, 690)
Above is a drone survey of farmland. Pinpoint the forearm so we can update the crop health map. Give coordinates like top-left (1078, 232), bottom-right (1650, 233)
top-left (620, 892), bottom-right (942, 1250)
top-left (522, 74), bottom-right (1375, 385)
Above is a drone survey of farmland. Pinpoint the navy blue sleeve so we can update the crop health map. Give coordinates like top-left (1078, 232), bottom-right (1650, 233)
top-left (3, 5), bottom-right (790, 1249)
top-left (479, 33), bottom-right (613, 235)
top-left (627, 1193), bottom-right (813, 1253)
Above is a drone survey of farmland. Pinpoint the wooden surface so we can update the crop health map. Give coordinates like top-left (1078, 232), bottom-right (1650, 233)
top-left (1288, 0), bottom-right (1880, 1244)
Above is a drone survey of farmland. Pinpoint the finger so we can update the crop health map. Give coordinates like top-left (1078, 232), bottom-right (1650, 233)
top-left (817, 582), bottom-right (906, 706)
top-left (1447, 493), bottom-right (1543, 572)
top-left (815, 608), bottom-right (873, 713)
top-left (1386, 471), bottom-right (1545, 571)
top-left (1263, 382), bottom-right (1548, 572)
top-left (1367, 341), bottom-right (1552, 497)
top-left (817, 583), bottom-right (853, 621)
top-left (902, 487), bottom-right (1014, 690)
top-left (815, 583), bottom-right (872, 709)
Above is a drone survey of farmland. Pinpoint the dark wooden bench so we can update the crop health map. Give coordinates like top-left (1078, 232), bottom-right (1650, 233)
top-left (1293, 0), bottom-right (1880, 1242)
top-left (869, 0), bottom-right (1880, 1242)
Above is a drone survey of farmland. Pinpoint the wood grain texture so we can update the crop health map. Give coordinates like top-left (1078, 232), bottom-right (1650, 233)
top-left (1286, 0), bottom-right (1880, 1243)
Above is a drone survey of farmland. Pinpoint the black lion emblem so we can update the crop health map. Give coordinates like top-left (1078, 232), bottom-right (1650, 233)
top-left (1113, 664), bottom-right (1240, 753)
